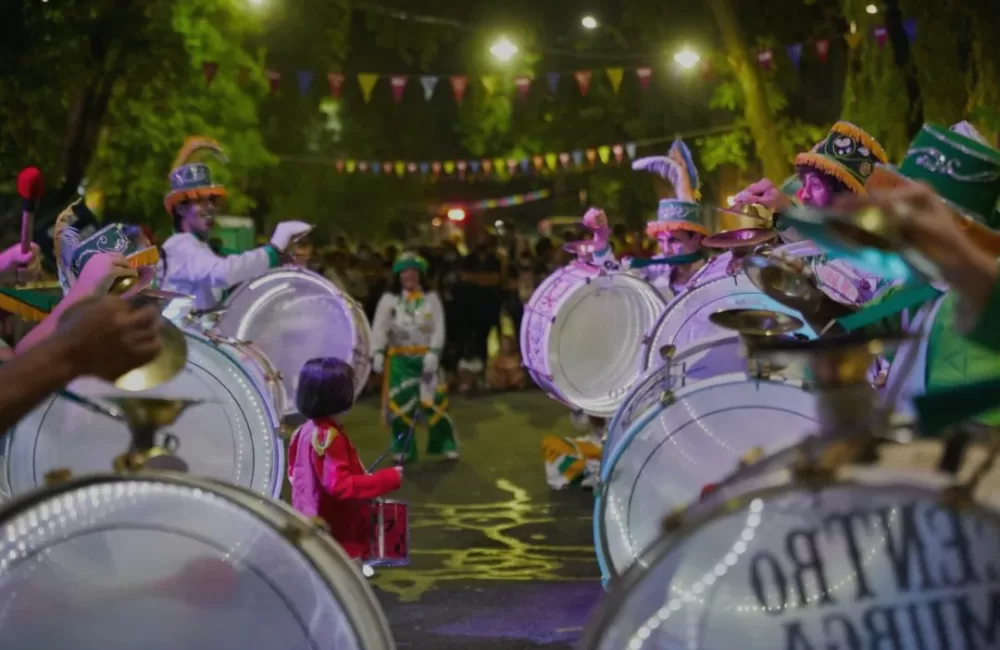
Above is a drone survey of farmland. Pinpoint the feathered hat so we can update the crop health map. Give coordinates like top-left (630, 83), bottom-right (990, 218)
top-left (632, 138), bottom-right (707, 237)
top-left (795, 121), bottom-right (888, 195)
top-left (164, 136), bottom-right (229, 215)
top-left (53, 199), bottom-right (160, 294)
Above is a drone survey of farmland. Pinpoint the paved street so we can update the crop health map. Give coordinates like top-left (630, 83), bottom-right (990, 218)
top-left (345, 390), bottom-right (603, 649)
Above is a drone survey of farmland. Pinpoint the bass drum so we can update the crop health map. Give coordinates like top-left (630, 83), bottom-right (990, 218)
top-left (641, 273), bottom-right (816, 372)
top-left (593, 373), bottom-right (818, 585)
top-left (217, 268), bottom-right (372, 415)
top-left (212, 336), bottom-right (288, 427)
top-left (521, 262), bottom-right (667, 417)
top-left (582, 441), bottom-right (1000, 650)
top-left (1, 331), bottom-right (283, 501)
top-left (0, 473), bottom-right (395, 650)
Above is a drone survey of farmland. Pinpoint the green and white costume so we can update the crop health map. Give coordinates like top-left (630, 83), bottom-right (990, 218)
top-left (372, 253), bottom-right (458, 462)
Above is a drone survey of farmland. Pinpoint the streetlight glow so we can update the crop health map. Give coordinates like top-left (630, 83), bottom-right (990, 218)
top-left (581, 15), bottom-right (598, 29)
top-left (865, 4), bottom-right (878, 14)
top-left (674, 47), bottom-right (701, 70)
top-left (447, 208), bottom-right (467, 222)
top-left (490, 37), bottom-right (519, 62)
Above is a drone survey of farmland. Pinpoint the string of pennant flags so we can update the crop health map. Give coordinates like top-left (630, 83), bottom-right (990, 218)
top-left (202, 19), bottom-right (917, 103)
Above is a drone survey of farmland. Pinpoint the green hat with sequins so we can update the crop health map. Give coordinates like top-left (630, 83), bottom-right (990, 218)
top-left (392, 251), bottom-right (428, 275)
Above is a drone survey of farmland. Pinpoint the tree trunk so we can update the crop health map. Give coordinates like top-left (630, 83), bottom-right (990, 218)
top-left (707, 0), bottom-right (790, 181)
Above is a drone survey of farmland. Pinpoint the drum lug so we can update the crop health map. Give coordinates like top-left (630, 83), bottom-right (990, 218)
top-left (661, 505), bottom-right (687, 534)
top-left (44, 468), bottom-right (73, 486)
top-left (658, 344), bottom-right (676, 361)
top-left (659, 390), bottom-right (675, 407)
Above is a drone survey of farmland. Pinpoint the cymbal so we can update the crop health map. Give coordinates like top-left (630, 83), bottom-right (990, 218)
top-left (702, 227), bottom-right (777, 251)
top-left (108, 266), bottom-right (157, 298)
top-left (709, 308), bottom-right (804, 337)
top-left (113, 318), bottom-right (189, 392)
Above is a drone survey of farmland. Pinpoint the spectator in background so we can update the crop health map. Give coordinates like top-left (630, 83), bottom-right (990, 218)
top-left (341, 253), bottom-right (369, 304)
top-left (455, 233), bottom-right (502, 393)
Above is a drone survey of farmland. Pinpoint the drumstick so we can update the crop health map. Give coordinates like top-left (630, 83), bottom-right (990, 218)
top-left (367, 411), bottom-right (421, 472)
top-left (15, 168), bottom-right (44, 286)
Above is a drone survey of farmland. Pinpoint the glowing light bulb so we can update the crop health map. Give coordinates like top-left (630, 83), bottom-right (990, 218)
top-left (673, 47), bottom-right (701, 70)
top-left (866, 4), bottom-right (878, 14)
top-left (490, 38), bottom-right (518, 62)
top-left (581, 16), bottom-right (598, 29)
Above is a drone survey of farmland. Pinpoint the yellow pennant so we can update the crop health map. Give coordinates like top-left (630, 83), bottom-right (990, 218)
top-left (346, 160), bottom-right (357, 173)
top-left (606, 68), bottom-right (624, 94)
top-left (545, 153), bottom-right (558, 170)
top-left (598, 146), bottom-right (611, 164)
top-left (358, 74), bottom-right (378, 102)
top-left (444, 160), bottom-right (456, 174)
top-left (481, 75), bottom-right (499, 97)
top-left (395, 161), bottom-right (405, 176)
top-left (844, 32), bottom-right (863, 49)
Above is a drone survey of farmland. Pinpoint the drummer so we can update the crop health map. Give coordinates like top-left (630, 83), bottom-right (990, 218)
top-left (629, 138), bottom-right (709, 296)
top-left (159, 136), bottom-right (312, 310)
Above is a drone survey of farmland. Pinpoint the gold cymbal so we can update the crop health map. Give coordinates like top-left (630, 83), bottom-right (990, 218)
top-left (108, 266), bottom-right (157, 298)
top-left (105, 397), bottom-right (200, 429)
top-left (113, 317), bottom-right (189, 392)
top-left (702, 227), bottom-right (777, 251)
top-left (709, 308), bottom-right (804, 337)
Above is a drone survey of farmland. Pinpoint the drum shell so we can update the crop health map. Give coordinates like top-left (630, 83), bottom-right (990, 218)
top-left (1, 330), bottom-right (284, 501)
top-left (367, 499), bottom-right (409, 568)
top-left (213, 338), bottom-right (287, 428)
top-left (217, 267), bottom-right (372, 416)
top-left (521, 262), bottom-right (667, 417)
top-left (0, 472), bottom-right (395, 650)
top-left (594, 373), bottom-right (819, 586)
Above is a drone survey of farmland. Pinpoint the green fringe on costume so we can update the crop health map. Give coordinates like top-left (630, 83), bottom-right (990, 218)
top-left (386, 352), bottom-right (457, 461)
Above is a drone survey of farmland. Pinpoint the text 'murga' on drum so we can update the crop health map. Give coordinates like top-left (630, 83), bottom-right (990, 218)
top-left (583, 468), bottom-right (1000, 650)
top-left (0, 473), bottom-right (395, 650)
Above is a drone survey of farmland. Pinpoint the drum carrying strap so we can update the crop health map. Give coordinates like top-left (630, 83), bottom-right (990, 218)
top-left (835, 283), bottom-right (943, 333)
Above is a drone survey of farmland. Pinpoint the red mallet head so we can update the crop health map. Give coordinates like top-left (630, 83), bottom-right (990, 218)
top-left (17, 167), bottom-right (45, 202)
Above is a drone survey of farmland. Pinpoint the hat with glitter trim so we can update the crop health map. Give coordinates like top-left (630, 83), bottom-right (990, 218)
top-left (633, 138), bottom-right (707, 237)
top-left (164, 136), bottom-right (229, 216)
top-left (795, 121), bottom-right (888, 195)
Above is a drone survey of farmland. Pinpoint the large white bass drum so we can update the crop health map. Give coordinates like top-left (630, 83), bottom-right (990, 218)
top-left (206, 334), bottom-right (287, 427)
top-left (217, 267), bottom-right (372, 414)
top-left (521, 262), bottom-right (667, 417)
top-left (0, 473), bottom-right (395, 650)
top-left (1, 331), bottom-right (283, 501)
top-left (641, 273), bottom-right (816, 372)
top-left (593, 373), bottom-right (819, 585)
top-left (583, 438), bottom-right (1000, 650)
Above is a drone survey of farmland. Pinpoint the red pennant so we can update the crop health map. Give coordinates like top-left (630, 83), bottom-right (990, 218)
top-left (335, 160), bottom-right (345, 172)
top-left (202, 62), bottom-right (219, 86)
top-left (612, 144), bottom-right (624, 162)
top-left (757, 49), bottom-right (774, 71)
top-left (382, 161), bottom-right (393, 174)
top-left (515, 76), bottom-right (532, 100)
top-left (532, 155), bottom-right (544, 170)
top-left (327, 73), bottom-right (345, 98)
top-left (585, 149), bottom-right (597, 164)
top-left (432, 161), bottom-right (442, 174)
top-left (266, 70), bottom-right (281, 94)
top-left (450, 76), bottom-right (468, 103)
top-left (636, 67), bottom-right (652, 91)
top-left (482, 159), bottom-right (493, 173)
top-left (574, 70), bottom-right (592, 97)
top-left (815, 39), bottom-right (830, 64)
top-left (873, 26), bottom-right (889, 48)
top-left (390, 75), bottom-right (408, 103)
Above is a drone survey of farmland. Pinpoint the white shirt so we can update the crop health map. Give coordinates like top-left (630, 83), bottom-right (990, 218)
top-left (371, 290), bottom-right (446, 353)
top-left (160, 233), bottom-right (273, 310)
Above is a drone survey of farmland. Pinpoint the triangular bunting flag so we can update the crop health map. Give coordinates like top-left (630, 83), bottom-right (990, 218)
top-left (636, 67), bottom-right (652, 91)
top-left (444, 161), bottom-right (455, 174)
top-left (469, 160), bottom-right (480, 174)
top-left (358, 161), bottom-right (368, 172)
top-left (431, 161), bottom-right (442, 174)
top-left (202, 62), bottom-right (219, 86)
top-left (358, 74), bottom-right (378, 102)
top-left (845, 32), bottom-right (863, 49)
top-left (547, 72), bottom-right (561, 95)
top-left (328, 73), bottom-right (345, 98)
top-left (370, 161), bottom-right (379, 175)
top-left (383, 162), bottom-right (393, 174)
top-left (450, 76), bottom-right (468, 103)
top-left (532, 155), bottom-right (544, 171)
top-left (598, 146), bottom-right (611, 164)
top-left (420, 76), bottom-right (438, 101)
top-left (346, 160), bottom-right (357, 173)
top-left (545, 153), bottom-right (558, 170)
top-left (787, 43), bottom-right (803, 69)
top-left (757, 49), bottom-right (774, 71)
top-left (456, 160), bottom-right (467, 173)
top-left (572, 150), bottom-right (584, 166)
top-left (395, 161), bottom-right (405, 177)
top-left (815, 39), bottom-right (830, 64)
top-left (335, 159), bottom-right (345, 172)
top-left (625, 142), bottom-right (637, 159)
top-left (407, 162), bottom-right (418, 173)
top-left (496, 158), bottom-right (506, 174)
top-left (612, 144), bottom-right (624, 163)
top-left (507, 159), bottom-right (518, 174)
top-left (574, 70), bottom-right (592, 96)
top-left (419, 162), bottom-right (430, 174)
top-left (605, 68), bottom-right (624, 94)
top-left (559, 152), bottom-right (571, 168)
top-left (481, 75), bottom-right (498, 98)
top-left (873, 26), bottom-right (888, 48)
top-left (390, 75), bottom-right (408, 103)
top-left (267, 69), bottom-right (281, 95)
top-left (482, 159), bottom-right (493, 173)
top-left (902, 18), bottom-right (917, 43)
top-left (297, 70), bottom-right (314, 96)
top-left (585, 149), bottom-right (597, 164)
top-left (515, 76), bottom-right (531, 101)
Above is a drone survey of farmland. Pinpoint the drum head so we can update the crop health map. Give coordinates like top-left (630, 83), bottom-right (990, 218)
top-left (3, 333), bottom-right (282, 499)
top-left (605, 334), bottom-right (749, 466)
top-left (595, 375), bottom-right (818, 583)
top-left (218, 268), bottom-right (372, 414)
top-left (643, 274), bottom-right (815, 370)
top-left (585, 472), bottom-right (1000, 650)
top-left (0, 475), bottom-right (394, 650)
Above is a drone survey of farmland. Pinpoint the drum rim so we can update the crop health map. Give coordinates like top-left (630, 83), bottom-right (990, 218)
top-left (0, 471), bottom-right (396, 650)
top-left (593, 372), bottom-right (813, 586)
top-left (210, 336), bottom-right (287, 431)
top-left (3, 331), bottom-right (284, 501)
top-left (525, 267), bottom-right (667, 416)
top-left (583, 469), bottom-right (1000, 650)
top-left (219, 267), bottom-right (371, 410)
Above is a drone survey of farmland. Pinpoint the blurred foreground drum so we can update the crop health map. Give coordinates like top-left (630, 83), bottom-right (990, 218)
top-left (593, 373), bottom-right (818, 585)
top-left (583, 440), bottom-right (1000, 650)
top-left (641, 274), bottom-right (815, 372)
top-left (209, 336), bottom-right (287, 426)
top-left (1, 331), bottom-right (283, 501)
top-left (0, 473), bottom-right (396, 650)
top-left (217, 268), bottom-right (372, 415)
top-left (521, 262), bottom-right (667, 417)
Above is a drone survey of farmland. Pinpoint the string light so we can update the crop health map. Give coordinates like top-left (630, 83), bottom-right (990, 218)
top-left (673, 47), bottom-right (701, 70)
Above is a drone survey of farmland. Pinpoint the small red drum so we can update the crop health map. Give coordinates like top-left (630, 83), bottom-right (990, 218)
top-left (367, 499), bottom-right (409, 567)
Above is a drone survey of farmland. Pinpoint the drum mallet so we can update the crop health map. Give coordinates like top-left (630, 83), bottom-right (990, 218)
top-left (15, 167), bottom-right (44, 285)
top-left (367, 411), bottom-right (421, 472)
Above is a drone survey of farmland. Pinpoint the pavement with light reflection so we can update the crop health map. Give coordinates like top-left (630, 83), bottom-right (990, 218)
top-left (345, 391), bottom-right (603, 649)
